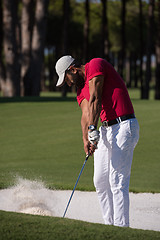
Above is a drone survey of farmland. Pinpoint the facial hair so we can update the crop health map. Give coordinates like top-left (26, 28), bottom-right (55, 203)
top-left (72, 71), bottom-right (85, 89)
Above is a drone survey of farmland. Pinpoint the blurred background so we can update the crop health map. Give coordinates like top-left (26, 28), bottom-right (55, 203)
top-left (0, 0), bottom-right (159, 99)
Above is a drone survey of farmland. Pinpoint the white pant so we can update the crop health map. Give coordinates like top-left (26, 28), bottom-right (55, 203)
top-left (94, 118), bottom-right (139, 227)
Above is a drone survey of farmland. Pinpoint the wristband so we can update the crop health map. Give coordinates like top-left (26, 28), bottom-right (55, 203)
top-left (88, 125), bottom-right (97, 131)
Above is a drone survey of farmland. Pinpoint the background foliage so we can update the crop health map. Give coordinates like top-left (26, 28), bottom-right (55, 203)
top-left (0, 0), bottom-right (160, 98)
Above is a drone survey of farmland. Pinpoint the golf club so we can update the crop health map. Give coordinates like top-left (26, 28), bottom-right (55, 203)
top-left (63, 153), bottom-right (90, 218)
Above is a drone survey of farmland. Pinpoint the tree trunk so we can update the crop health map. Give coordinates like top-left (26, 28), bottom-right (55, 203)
top-left (118, 0), bottom-right (126, 79)
top-left (62, 0), bottom-right (69, 55)
top-left (0, 0), bottom-right (6, 93)
top-left (139, 0), bottom-right (145, 98)
top-left (155, 0), bottom-right (160, 99)
top-left (3, 0), bottom-right (20, 96)
top-left (62, 0), bottom-right (70, 97)
top-left (133, 54), bottom-right (138, 88)
top-left (21, 0), bottom-right (34, 96)
top-left (101, 0), bottom-right (109, 60)
top-left (126, 53), bottom-right (131, 88)
top-left (0, 0), bottom-right (2, 62)
top-left (83, 0), bottom-right (89, 63)
top-left (143, 0), bottom-right (155, 99)
top-left (48, 50), bottom-right (54, 92)
top-left (26, 0), bottom-right (49, 96)
top-left (126, 52), bottom-right (135, 88)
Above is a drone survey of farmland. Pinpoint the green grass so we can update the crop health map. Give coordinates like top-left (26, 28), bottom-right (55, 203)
top-left (130, 100), bottom-right (160, 192)
top-left (0, 97), bottom-right (93, 190)
top-left (0, 210), bottom-right (160, 240)
top-left (0, 94), bottom-right (160, 192)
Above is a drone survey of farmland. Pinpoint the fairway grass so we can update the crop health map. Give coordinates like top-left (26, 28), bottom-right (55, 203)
top-left (130, 99), bottom-right (160, 192)
top-left (0, 210), bottom-right (160, 240)
top-left (0, 95), bottom-right (160, 192)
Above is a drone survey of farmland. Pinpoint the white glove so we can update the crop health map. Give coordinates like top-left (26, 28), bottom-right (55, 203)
top-left (88, 129), bottom-right (100, 147)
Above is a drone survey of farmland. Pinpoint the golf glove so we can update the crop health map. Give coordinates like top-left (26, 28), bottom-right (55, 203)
top-left (88, 129), bottom-right (100, 147)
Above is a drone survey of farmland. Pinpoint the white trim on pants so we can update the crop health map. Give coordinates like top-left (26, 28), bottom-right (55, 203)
top-left (94, 118), bottom-right (139, 227)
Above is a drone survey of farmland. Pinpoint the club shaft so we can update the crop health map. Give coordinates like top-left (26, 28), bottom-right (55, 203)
top-left (63, 154), bottom-right (90, 218)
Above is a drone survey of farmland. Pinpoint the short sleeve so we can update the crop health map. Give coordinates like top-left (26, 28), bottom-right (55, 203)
top-left (77, 88), bottom-right (85, 106)
top-left (87, 58), bottom-right (105, 81)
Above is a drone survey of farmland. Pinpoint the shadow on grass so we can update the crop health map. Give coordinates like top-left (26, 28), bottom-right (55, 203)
top-left (0, 96), bottom-right (77, 103)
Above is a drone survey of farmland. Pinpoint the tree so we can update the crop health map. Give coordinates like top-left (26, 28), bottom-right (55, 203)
top-left (118, 0), bottom-right (127, 78)
top-left (101, 0), bottom-right (109, 60)
top-left (24, 0), bottom-right (49, 96)
top-left (155, 0), bottom-right (160, 99)
top-left (83, 0), bottom-right (90, 62)
top-left (2, 0), bottom-right (20, 96)
top-left (62, 0), bottom-right (70, 54)
top-left (139, 0), bottom-right (144, 98)
top-left (62, 0), bottom-right (70, 97)
top-left (143, 0), bottom-right (155, 99)
top-left (21, 0), bottom-right (34, 96)
top-left (0, 0), bottom-right (5, 91)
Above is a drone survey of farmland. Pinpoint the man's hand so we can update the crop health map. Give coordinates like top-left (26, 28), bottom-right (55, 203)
top-left (88, 129), bottom-right (100, 148)
top-left (83, 138), bottom-right (97, 156)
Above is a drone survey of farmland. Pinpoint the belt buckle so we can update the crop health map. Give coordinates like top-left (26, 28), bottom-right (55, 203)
top-left (116, 117), bottom-right (122, 123)
top-left (103, 121), bottom-right (108, 127)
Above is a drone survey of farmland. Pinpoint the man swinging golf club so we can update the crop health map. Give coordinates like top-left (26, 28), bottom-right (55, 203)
top-left (55, 55), bottom-right (139, 227)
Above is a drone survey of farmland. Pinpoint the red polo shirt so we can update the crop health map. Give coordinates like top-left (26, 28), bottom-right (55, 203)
top-left (77, 58), bottom-right (134, 122)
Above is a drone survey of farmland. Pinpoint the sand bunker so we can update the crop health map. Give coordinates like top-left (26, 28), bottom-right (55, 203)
top-left (0, 178), bottom-right (159, 232)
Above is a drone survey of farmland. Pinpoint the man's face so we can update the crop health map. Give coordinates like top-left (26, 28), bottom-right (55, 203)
top-left (65, 70), bottom-right (85, 88)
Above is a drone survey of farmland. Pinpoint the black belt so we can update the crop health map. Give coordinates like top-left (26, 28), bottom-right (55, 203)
top-left (102, 113), bottom-right (135, 127)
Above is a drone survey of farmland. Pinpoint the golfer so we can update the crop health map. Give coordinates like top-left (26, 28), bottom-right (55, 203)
top-left (55, 56), bottom-right (139, 227)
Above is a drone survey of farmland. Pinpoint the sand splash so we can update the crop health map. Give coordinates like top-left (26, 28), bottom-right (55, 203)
top-left (0, 178), bottom-right (56, 216)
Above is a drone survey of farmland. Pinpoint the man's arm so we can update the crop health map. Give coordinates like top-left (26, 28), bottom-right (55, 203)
top-left (88, 75), bottom-right (104, 127)
top-left (80, 98), bottom-right (90, 154)
top-left (80, 75), bottom-right (104, 155)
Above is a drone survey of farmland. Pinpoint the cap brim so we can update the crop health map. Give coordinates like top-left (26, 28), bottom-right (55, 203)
top-left (56, 72), bottom-right (65, 87)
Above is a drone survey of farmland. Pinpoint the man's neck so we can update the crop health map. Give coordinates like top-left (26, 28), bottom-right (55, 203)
top-left (80, 65), bottom-right (85, 77)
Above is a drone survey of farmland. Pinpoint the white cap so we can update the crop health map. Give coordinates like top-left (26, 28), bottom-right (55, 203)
top-left (55, 55), bottom-right (75, 87)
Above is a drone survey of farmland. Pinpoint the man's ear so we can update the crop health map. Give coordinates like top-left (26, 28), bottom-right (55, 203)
top-left (70, 66), bottom-right (77, 74)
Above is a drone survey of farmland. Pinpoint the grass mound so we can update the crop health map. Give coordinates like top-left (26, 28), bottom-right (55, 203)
top-left (0, 210), bottom-right (160, 240)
